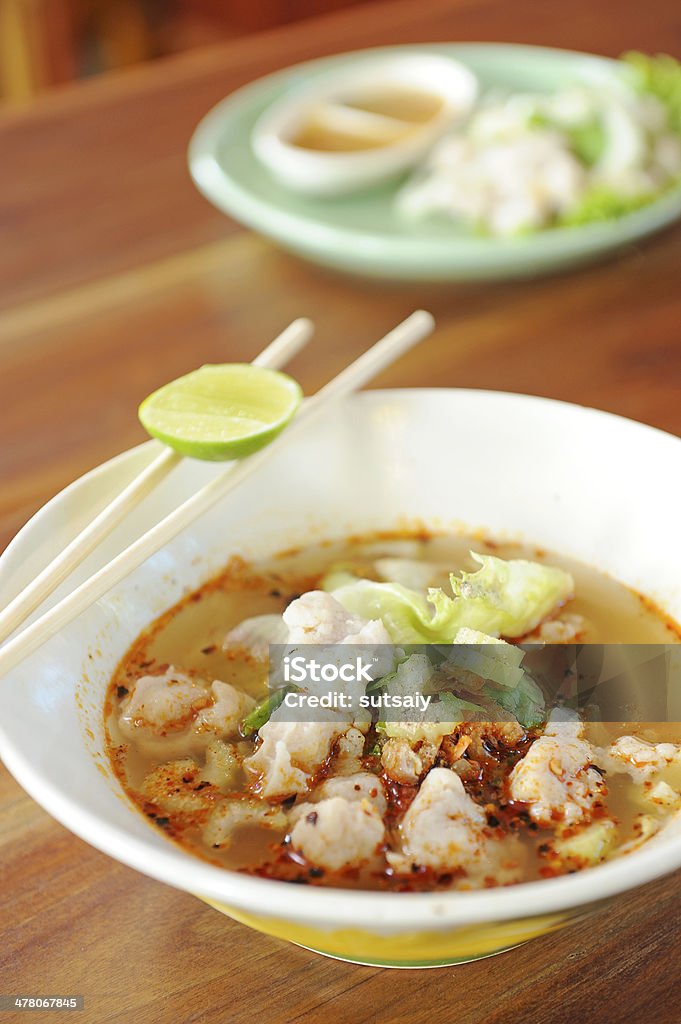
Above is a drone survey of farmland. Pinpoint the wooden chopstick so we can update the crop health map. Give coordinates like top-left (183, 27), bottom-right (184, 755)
top-left (0, 310), bottom-right (434, 679)
top-left (0, 318), bottom-right (314, 648)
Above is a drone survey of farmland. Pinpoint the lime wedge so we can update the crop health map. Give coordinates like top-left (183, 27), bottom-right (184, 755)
top-left (138, 363), bottom-right (303, 461)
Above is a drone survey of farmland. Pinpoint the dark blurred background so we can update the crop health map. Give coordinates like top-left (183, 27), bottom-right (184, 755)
top-left (0, 0), bottom-right (373, 101)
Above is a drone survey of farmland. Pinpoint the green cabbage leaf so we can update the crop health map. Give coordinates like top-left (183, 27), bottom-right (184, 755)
top-left (324, 552), bottom-right (573, 644)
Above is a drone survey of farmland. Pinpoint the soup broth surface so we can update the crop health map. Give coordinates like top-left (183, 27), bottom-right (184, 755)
top-left (105, 533), bottom-right (681, 890)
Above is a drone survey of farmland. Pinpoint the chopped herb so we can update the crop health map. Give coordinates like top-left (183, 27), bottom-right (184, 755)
top-left (624, 51), bottom-right (681, 133)
top-left (559, 186), bottom-right (660, 226)
top-left (240, 685), bottom-right (299, 736)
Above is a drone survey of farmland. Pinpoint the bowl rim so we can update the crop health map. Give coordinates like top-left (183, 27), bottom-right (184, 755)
top-left (1, 388), bottom-right (681, 929)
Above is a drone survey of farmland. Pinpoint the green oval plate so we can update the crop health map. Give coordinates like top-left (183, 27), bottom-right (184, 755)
top-left (188, 43), bottom-right (681, 281)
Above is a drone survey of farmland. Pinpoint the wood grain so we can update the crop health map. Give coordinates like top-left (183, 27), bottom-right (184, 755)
top-left (1, 0), bottom-right (680, 1020)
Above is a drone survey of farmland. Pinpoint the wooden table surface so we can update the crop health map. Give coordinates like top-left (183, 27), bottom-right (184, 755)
top-left (1, 0), bottom-right (681, 1020)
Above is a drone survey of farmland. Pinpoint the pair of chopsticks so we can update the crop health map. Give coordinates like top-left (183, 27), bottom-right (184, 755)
top-left (0, 310), bottom-right (434, 679)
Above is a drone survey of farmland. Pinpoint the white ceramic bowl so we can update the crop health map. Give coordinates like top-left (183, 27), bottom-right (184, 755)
top-left (1, 390), bottom-right (680, 968)
top-left (251, 53), bottom-right (478, 196)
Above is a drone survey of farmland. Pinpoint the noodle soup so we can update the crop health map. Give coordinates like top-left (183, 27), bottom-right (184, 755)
top-left (105, 533), bottom-right (681, 892)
